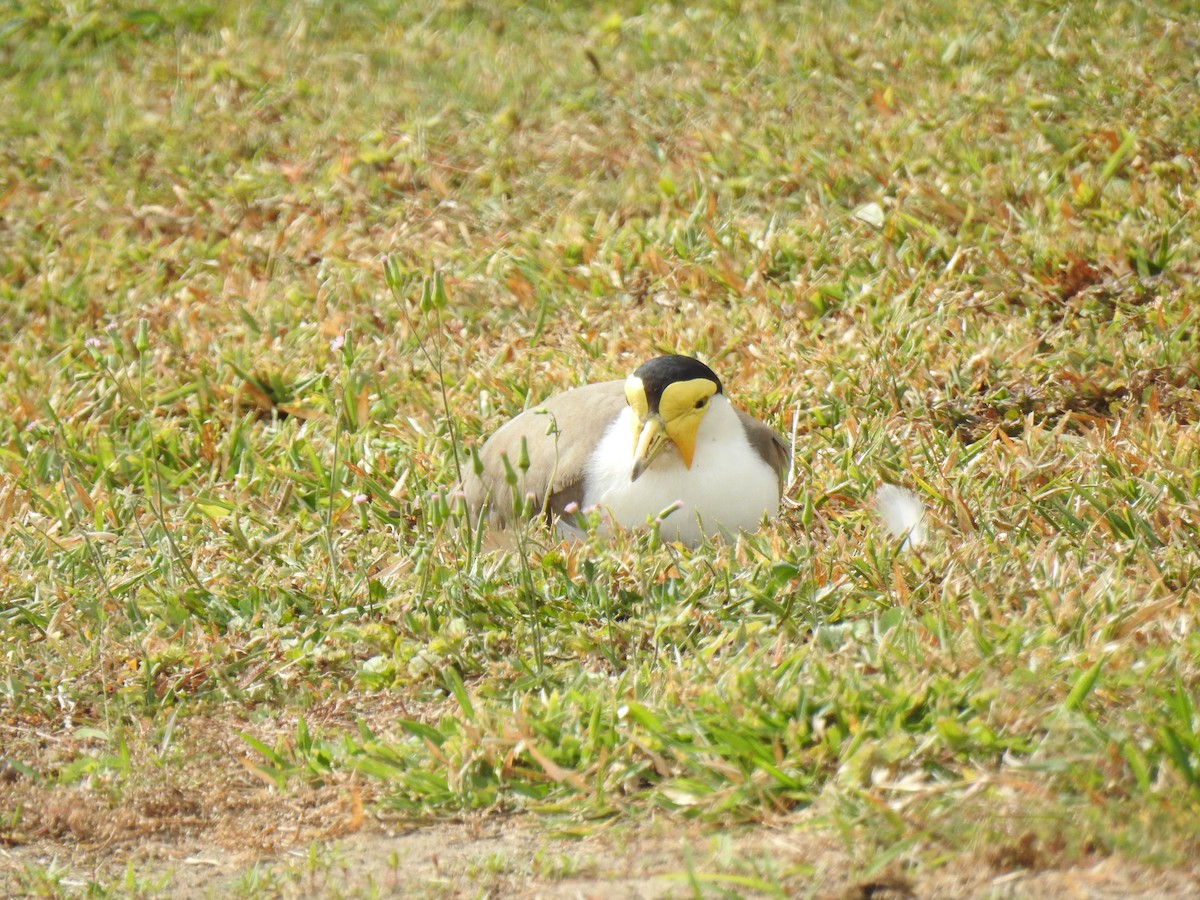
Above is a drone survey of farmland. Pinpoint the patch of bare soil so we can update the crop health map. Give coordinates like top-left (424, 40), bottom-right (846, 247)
top-left (4, 807), bottom-right (1199, 898)
top-left (2, 697), bottom-right (1197, 897)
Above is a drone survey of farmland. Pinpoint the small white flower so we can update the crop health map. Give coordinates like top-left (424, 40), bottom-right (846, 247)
top-left (353, 493), bottom-right (369, 505)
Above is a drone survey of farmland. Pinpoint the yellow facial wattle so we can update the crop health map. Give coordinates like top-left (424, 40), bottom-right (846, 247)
top-left (626, 375), bottom-right (717, 480)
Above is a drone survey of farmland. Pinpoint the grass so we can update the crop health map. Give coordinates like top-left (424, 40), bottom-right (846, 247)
top-left (2, 0), bottom-right (1199, 893)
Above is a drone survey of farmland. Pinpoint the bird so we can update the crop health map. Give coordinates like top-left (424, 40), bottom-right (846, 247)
top-left (462, 355), bottom-right (789, 546)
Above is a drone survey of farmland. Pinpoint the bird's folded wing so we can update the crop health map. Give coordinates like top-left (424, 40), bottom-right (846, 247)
top-left (464, 380), bottom-right (628, 522)
top-left (735, 407), bottom-right (790, 491)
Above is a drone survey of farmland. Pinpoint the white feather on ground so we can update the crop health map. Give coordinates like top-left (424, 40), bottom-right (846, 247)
top-left (874, 484), bottom-right (928, 550)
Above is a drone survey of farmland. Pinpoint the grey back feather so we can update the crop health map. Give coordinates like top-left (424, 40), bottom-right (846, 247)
top-left (463, 381), bottom-right (627, 524)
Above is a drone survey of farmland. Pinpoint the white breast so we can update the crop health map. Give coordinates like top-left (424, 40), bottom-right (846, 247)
top-left (582, 396), bottom-right (779, 546)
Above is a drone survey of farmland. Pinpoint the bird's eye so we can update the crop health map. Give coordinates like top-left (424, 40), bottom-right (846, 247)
top-left (695, 398), bottom-right (707, 409)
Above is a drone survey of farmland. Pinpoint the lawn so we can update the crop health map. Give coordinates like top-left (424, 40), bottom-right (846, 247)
top-left (2, 0), bottom-right (1199, 896)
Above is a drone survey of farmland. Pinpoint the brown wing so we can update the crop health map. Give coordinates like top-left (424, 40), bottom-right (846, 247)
top-left (734, 407), bottom-right (790, 493)
top-left (463, 380), bottom-right (628, 524)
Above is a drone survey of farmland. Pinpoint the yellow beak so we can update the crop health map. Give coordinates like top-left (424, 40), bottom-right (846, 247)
top-left (631, 414), bottom-right (667, 481)
top-left (631, 413), bottom-right (697, 481)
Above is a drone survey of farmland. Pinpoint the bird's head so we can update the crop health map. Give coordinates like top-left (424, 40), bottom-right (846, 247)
top-left (624, 355), bottom-right (723, 482)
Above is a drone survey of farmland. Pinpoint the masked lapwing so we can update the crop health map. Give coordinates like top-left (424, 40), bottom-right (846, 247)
top-left (463, 355), bottom-right (789, 546)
